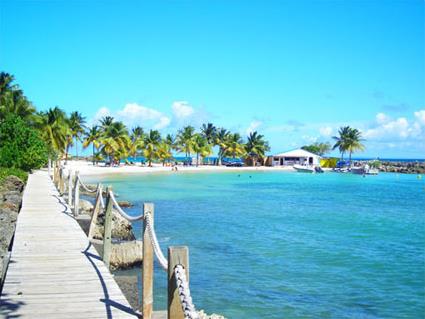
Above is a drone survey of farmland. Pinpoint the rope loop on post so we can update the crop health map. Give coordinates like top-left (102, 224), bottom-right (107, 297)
top-left (174, 264), bottom-right (199, 319)
top-left (144, 212), bottom-right (168, 271)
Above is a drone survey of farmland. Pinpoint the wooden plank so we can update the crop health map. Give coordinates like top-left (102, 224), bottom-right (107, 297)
top-left (143, 203), bottom-right (154, 318)
top-left (0, 170), bottom-right (157, 318)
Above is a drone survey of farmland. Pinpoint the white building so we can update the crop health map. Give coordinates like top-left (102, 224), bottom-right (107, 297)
top-left (269, 149), bottom-right (321, 166)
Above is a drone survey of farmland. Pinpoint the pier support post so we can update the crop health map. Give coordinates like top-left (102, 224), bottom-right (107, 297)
top-left (142, 203), bottom-right (154, 318)
top-left (102, 186), bottom-right (113, 268)
top-left (168, 246), bottom-right (189, 319)
top-left (89, 184), bottom-right (102, 240)
top-left (73, 171), bottom-right (80, 216)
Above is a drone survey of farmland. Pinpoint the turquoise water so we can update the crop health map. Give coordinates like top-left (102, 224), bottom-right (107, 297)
top-left (87, 171), bottom-right (425, 318)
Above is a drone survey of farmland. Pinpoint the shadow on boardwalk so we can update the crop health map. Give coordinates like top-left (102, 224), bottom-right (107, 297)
top-left (82, 242), bottom-right (140, 318)
top-left (0, 293), bottom-right (25, 319)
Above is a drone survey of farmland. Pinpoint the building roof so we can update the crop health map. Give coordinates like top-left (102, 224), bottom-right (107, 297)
top-left (273, 148), bottom-right (321, 158)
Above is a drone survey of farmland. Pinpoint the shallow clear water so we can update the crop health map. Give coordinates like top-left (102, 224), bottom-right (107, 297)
top-left (87, 171), bottom-right (425, 318)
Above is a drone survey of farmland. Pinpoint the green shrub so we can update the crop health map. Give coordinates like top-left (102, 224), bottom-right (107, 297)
top-left (0, 167), bottom-right (28, 183)
top-left (0, 114), bottom-right (48, 171)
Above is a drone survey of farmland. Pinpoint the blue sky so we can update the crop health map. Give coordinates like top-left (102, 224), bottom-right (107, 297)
top-left (1, 0), bottom-right (424, 158)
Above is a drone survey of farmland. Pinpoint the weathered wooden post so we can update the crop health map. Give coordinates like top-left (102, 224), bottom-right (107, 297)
top-left (88, 184), bottom-right (102, 240)
top-left (59, 167), bottom-right (65, 194)
top-left (68, 170), bottom-right (73, 207)
top-left (168, 246), bottom-right (189, 319)
top-left (53, 161), bottom-right (57, 185)
top-left (142, 203), bottom-right (154, 318)
top-left (48, 158), bottom-right (52, 177)
top-left (73, 171), bottom-right (80, 216)
top-left (102, 186), bottom-right (113, 268)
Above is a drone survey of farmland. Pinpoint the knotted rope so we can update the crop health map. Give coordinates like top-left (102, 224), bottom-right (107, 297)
top-left (174, 264), bottom-right (199, 319)
top-left (144, 212), bottom-right (168, 271)
top-left (108, 190), bottom-right (144, 222)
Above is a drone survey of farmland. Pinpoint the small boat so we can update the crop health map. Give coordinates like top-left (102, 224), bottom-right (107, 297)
top-left (293, 164), bottom-right (323, 173)
top-left (351, 164), bottom-right (379, 175)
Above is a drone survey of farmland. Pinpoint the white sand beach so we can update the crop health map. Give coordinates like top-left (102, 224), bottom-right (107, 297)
top-left (62, 160), bottom-right (296, 176)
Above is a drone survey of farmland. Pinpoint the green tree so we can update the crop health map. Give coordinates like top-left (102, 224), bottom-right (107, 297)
top-left (215, 128), bottom-right (230, 165)
top-left (224, 133), bottom-right (245, 159)
top-left (332, 126), bottom-right (351, 160)
top-left (143, 130), bottom-right (162, 167)
top-left (301, 142), bottom-right (331, 156)
top-left (83, 125), bottom-right (101, 165)
top-left (176, 126), bottom-right (195, 158)
top-left (346, 128), bottom-right (365, 162)
top-left (157, 141), bottom-right (173, 166)
top-left (69, 111), bottom-right (86, 158)
top-left (99, 120), bottom-right (130, 164)
top-left (0, 72), bottom-right (36, 122)
top-left (192, 134), bottom-right (212, 166)
top-left (34, 107), bottom-right (69, 156)
top-left (201, 123), bottom-right (217, 145)
top-left (0, 115), bottom-right (48, 171)
top-left (245, 131), bottom-right (270, 166)
top-left (129, 126), bottom-right (145, 158)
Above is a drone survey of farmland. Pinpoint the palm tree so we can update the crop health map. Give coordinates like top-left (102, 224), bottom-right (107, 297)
top-left (192, 134), bottom-right (212, 166)
top-left (83, 125), bottom-right (101, 165)
top-left (98, 120), bottom-right (130, 164)
top-left (201, 123), bottom-right (217, 145)
top-left (69, 111), bottom-right (86, 159)
top-left (176, 126), bottom-right (195, 158)
top-left (100, 116), bottom-right (114, 128)
top-left (143, 130), bottom-right (162, 167)
top-left (332, 126), bottom-right (351, 160)
top-left (225, 133), bottom-right (245, 159)
top-left (129, 126), bottom-right (145, 159)
top-left (34, 107), bottom-right (69, 155)
top-left (245, 131), bottom-right (270, 166)
top-left (0, 73), bottom-right (36, 122)
top-left (157, 141), bottom-right (173, 166)
top-left (215, 128), bottom-right (230, 165)
top-left (346, 128), bottom-right (365, 162)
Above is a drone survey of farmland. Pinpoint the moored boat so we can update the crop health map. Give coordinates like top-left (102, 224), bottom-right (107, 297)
top-left (293, 164), bottom-right (323, 173)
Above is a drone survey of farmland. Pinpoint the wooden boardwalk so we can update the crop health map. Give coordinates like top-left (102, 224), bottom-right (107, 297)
top-left (0, 170), bottom-right (164, 319)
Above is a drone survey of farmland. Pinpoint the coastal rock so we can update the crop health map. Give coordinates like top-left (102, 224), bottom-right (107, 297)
top-left (79, 199), bottom-right (94, 213)
top-left (117, 200), bottom-right (132, 208)
top-left (91, 208), bottom-right (135, 241)
top-left (0, 176), bottom-right (24, 285)
top-left (110, 240), bottom-right (143, 270)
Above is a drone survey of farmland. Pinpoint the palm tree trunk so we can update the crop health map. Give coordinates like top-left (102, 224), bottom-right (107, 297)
top-left (75, 137), bottom-right (78, 159)
top-left (65, 144), bottom-right (69, 164)
top-left (196, 153), bottom-right (199, 167)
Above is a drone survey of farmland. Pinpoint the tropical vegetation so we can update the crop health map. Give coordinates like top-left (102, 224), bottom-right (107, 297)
top-left (301, 142), bottom-right (331, 156)
top-left (332, 126), bottom-right (365, 161)
top-left (0, 71), bottom-right (288, 169)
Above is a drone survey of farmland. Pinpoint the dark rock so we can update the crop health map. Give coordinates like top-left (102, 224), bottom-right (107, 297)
top-left (117, 201), bottom-right (133, 208)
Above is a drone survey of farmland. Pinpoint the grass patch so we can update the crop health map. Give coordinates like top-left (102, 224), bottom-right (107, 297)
top-left (0, 167), bottom-right (28, 183)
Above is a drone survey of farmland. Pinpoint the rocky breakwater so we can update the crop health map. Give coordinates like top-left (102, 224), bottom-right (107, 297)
top-left (76, 198), bottom-right (143, 270)
top-left (379, 161), bottom-right (425, 174)
top-left (0, 176), bottom-right (25, 288)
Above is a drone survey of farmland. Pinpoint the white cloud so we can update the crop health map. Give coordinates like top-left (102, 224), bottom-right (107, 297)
top-left (319, 126), bottom-right (333, 137)
top-left (414, 110), bottom-right (425, 126)
top-left (363, 110), bottom-right (424, 142)
top-left (154, 116), bottom-right (171, 130)
top-left (94, 106), bottom-right (111, 120)
top-left (376, 112), bottom-right (390, 124)
top-left (172, 101), bottom-right (194, 119)
top-left (245, 120), bottom-right (262, 135)
top-left (93, 103), bottom-right (171, 130)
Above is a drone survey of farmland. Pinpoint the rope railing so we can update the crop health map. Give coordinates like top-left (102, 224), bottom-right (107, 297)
top-left (51, 163), bottom-right (202, 319)
top-left (144, 212), bottom-right (168, 271)
top-left (174, 265), bottom-right (199, 319)
top-left (77, 175), bottom-right (97, 193)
